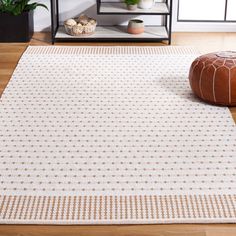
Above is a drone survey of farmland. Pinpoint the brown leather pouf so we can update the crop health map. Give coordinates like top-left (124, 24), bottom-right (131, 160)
top-left (189, 51), bottom-right (236, 106)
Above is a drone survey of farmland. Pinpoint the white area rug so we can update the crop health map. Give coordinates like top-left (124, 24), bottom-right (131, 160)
top-left (0, 46), bottom-right (236, 224)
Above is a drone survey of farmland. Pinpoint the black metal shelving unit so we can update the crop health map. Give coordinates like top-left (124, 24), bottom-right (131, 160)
top-left (50, 0), bottom-right (172, 44)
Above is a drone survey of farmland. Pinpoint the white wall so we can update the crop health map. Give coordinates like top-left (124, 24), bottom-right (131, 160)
top-left (34, 0), bottom-right (236, 32)
top-left (34, 0), bottom-right (49, 31)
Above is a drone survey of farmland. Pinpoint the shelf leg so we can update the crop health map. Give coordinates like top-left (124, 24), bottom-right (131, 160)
top-left (168, 0), bottom-right (173, 45)
top-left (50, 0), bottom-right (55, 44)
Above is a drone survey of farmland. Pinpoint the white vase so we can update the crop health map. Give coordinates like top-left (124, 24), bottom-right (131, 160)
top-left (138, 0), bottom-right (154, 9)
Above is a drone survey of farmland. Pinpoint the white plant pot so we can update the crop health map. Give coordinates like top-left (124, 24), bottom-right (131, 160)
top-left (127, 4), bottom-right (138, 10)
top-left (138, 0), bottom-right (154, 9)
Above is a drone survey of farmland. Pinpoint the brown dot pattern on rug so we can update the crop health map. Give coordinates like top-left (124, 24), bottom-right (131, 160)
top-left (0, 52), bottom-right (236, 194)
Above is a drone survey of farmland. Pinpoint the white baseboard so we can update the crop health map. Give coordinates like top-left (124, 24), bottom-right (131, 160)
top-left (173, 22), bottom-right (236, 32)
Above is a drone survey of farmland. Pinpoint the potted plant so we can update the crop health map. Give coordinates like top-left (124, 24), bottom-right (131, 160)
top-left (124, 0), bottom-right (139, 10)
top-left (0, 0), bottom-right (48, 42)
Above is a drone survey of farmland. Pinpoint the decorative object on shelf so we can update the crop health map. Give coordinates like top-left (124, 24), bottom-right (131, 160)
top-left (64, 14), bottom-right (97, 36)
top-left (124, 0), bottom-right (139, 10)
top-left (0, 0), bottom-right (48, 42)
top-left (138, 0), bottom-right (154, 9)
top-left (189, 51), bottom-right (236, 106)
top-left (127, 19), bottom-right (144, 34)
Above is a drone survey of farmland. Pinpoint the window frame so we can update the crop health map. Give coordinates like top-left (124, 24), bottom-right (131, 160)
top-left (177, 0), bottom-right (236, 23)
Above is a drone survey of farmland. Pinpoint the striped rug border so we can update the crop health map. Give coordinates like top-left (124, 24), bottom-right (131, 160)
top-left (0, 195), bottom-right (235, 224)
top-left (24, 46), bottom-right (198, 55)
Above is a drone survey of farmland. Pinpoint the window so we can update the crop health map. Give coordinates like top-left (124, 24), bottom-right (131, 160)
top-left (178, 0), bottom-right (236, 22)
top-left (227, 0), bottom-right (236, 21)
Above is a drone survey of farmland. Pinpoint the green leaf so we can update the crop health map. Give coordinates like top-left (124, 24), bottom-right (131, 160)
top-left (24, 2), bottom-right (48, 11)
top-left (0, 0), bottom-right (48, 15)
top-left (124, 0), bottom-right (139, 5)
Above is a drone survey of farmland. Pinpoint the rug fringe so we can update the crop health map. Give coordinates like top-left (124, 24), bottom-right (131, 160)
top-left (0, 194), bottom-right (235, 223)
top-left (25, 46), bottom-right (198, 55)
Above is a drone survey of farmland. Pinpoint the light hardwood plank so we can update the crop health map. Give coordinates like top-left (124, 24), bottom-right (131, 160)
top-left (1, 224), bottom-right (236, 236)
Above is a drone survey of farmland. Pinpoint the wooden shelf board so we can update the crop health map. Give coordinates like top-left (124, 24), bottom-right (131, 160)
top-left (99, 2), bottom-right (169, 14)
top-left (55, 26), bottom-right (169, 40)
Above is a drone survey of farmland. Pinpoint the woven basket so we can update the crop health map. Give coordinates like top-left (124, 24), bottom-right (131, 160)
top-left (64, 17), bottom-right (97, 36)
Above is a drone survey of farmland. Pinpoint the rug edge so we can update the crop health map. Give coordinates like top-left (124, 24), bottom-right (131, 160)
top-left (0, 194), bottom-right (235, 224)
top-left (24, 46), bottom-right (199, 55)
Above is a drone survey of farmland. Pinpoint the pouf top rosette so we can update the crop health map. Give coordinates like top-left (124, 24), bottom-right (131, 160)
top-left (189, 51), bottom-right (236, 106)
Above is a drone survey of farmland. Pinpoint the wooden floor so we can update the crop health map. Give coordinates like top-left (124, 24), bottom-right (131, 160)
top-left (0, 32), bottom-right (236, 235)
top-left (1, 224), bottom-right (236, 236)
